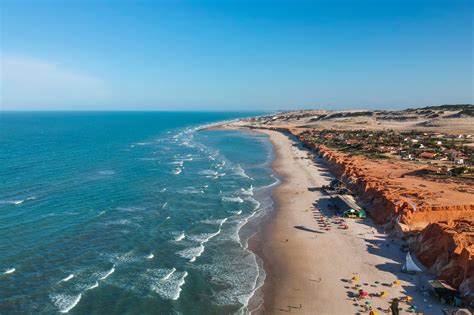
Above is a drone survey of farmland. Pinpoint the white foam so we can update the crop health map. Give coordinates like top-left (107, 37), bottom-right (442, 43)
top-left (85, 281), bottom-right (99, 291)
top-left (174, 232), bottom-right (185, 242)
top-left (231, 210), bottom-right (243, 215)
top-left (245, 196), bottom-right (261, 210)
top-left (0, 196), bottom-right (35, 205)
top-left (201, 218), bottom-right (228, 226)
top-left (146, 253), bottom-right (154, 259)
top-left (222, 196), bottom-right (244, 203)
top-left (162, 202), bottom-right (168, 209)
top-left (173, 271), bottom-right (188, 300)
top-left (234, 164), bottom-right (253, 180)
top-left (99, 265), bottom-right (115, 280)
top-left (172, 160), bottom-right (184, 167)
top-left (151, 270), bottom-right (188, 301)
top-left (160, 188), bottom-right (167, 193)
top-left (177, 245), bottom-right (205, 262)
top-left (180, 187), bottom-right (204, 194)
top-left (187, 230), bottom-right (221, 245)
top-left (234, 211), bottom-right (259, 247)
top-left (51, 293), bottom-right (82, 314)
top-left (241, 185), bottom-right (254, 196)
top-left (0, 199), bottom-right (24, 205)
top-left (4, 268), bottom-right (15, 274)
top-left (172, 168), bottom-right (182, 175)
top-left (161, 268), bottom-right (176, 281)
top-left (59, 274), bottom-right (74, 283)
top-left (109, 251), bottom-right (141, 264)
top-left (199, 169), bottom-right (218, 177)
top-left (105, 219), bottom-right (131, 226)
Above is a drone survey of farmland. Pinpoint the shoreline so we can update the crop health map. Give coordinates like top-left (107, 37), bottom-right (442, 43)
top-left (211, 124), bottom-right (445, 314)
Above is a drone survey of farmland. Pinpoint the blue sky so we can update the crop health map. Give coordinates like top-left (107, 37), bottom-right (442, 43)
top-left (1, 0), bottom-right (472, 110)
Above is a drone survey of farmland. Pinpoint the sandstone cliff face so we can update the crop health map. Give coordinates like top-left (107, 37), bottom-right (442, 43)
top-left (414, 222), bottom-right (474, 303)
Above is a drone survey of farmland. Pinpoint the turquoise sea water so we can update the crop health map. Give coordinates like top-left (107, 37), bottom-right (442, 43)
top-left (0, 112), bottom-right (277, 314)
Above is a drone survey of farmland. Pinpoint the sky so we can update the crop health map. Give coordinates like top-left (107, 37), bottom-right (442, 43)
top-left (0, 0), bottom-right (472, 111)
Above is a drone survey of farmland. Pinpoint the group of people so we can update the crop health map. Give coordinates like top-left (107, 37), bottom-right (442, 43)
top-left (350, 276), bottom-right (416, 315)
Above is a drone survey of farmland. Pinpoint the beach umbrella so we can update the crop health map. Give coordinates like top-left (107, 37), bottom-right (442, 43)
top-left (351, 276), bottom-right (359, 283)
top-left (369, 311), bottom-right (378, 315)
top-left (380, 291), bottom-right (388, 298)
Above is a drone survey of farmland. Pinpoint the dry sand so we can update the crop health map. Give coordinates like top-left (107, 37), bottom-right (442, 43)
top-left (244, 128), bottom-right (445, 315)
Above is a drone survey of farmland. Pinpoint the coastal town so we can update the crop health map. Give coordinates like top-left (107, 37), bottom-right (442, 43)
top-left (300, 128), bottom-right (473, 179)
top-left (219, 104), bottom-right (474, 314)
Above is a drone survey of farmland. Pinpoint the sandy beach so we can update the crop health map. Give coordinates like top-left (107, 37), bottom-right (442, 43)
top-left (240, 128), bottom-right (446, 314)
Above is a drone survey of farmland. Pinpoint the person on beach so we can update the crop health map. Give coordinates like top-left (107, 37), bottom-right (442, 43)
top-left (390, 298), bottom-right (399, 315)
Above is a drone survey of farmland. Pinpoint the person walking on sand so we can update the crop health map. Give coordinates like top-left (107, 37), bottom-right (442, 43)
top-left (390, 298), bottom-right (399, 315)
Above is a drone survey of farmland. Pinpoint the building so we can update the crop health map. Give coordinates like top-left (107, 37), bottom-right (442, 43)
top-left (419, 152), bottom-right (436, 159)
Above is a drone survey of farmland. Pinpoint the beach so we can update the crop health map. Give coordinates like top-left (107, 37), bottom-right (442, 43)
top-left (236, 127), bottom-right (445, 314)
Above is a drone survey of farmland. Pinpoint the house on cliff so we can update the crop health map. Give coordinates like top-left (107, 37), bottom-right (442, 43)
top-left (419, 152), bottom-right (437, 159)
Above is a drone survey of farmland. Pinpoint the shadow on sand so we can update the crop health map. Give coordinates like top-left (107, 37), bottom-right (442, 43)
top-left (294, 225), bottom-right (322, 233)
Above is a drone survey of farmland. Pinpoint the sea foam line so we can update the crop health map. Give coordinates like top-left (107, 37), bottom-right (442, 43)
top-left (151, 270), bottom-right (188, 301)
top-left (174, 232), bottom-right (185, 242)
top-left (99, 265), bottom-right (115, 280)
top-left (59, 274), bottom-right (74, 283)
top-left (85, 281), bottom-right (99, 291)
top-left (222, 196), bottom-right (244, 203)
top-left (173, 271), bottom-right (188, 300)
top-left (3, 268), bottom-right (15, 274)
top-left (179, 218), bottom-right (227, 262)
top-left (161, 268), bottom-right (176, 281)
top-left (51, 293), bottom-right (82, 314)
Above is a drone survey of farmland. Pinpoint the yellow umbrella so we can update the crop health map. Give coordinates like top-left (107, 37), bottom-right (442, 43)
top-left (351, 276), bottom-right (360, 283)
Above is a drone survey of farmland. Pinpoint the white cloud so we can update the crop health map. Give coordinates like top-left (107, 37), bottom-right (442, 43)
top-left (0, 56), bottom-right (108, 110)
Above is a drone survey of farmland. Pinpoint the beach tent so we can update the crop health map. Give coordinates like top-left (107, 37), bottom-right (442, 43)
top-left (402, 252), bottom-right (422, 274)
top-left (428, 280), bottom-right (458, 305)
top-left (343, 209), bottom-right (366, 219)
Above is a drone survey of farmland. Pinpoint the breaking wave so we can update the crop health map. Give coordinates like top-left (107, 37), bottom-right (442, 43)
top-left (99, 265), bottom-right (115, 280)
top-left (222, 196), bottom-right (244, 203)
top-left (3, 268), bottom-right (15, 274)
top-left (59, 274), bottom-right (74, 283)
top-left (51, 293), bottom-right (82, 314)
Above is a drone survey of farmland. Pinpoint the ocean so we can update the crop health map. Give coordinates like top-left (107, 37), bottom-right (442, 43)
top-left (0, 112), bottom-right (278, 314)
